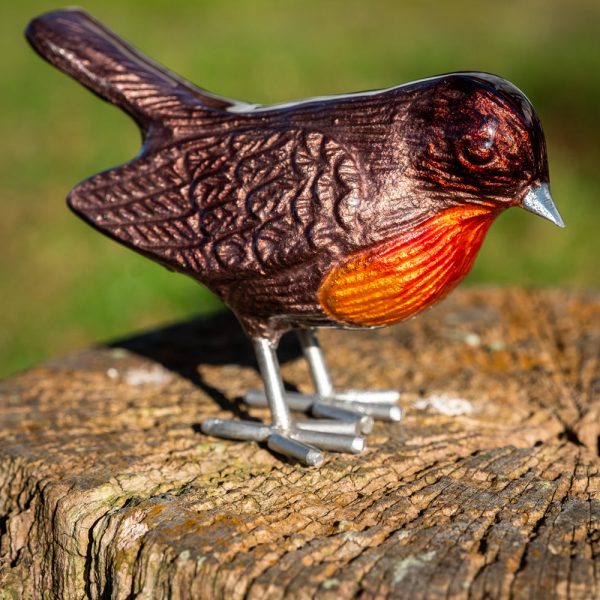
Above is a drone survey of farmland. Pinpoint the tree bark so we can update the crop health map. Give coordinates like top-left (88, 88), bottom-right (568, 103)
top-left (0, 288), bottom-right (598, 599)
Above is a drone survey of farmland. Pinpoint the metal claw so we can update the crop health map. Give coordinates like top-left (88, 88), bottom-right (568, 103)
top-left (291, 429), bottom-right (365, 454)
top-left (268, 433), bottom-right (324, 467)
top-left (295, 419), bottom-right (362, 435)
top-left (201, 417), bottom-right (271, 441)
top-left (329, 399), bottom-right (403, 422)
top-left (244, 389), bottom-right (315, 411)
top-left (310, 403), bottom-right (374, 434)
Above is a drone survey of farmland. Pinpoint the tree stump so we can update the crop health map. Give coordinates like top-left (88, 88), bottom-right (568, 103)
top-left (0, 288), bottom-right (598, 599)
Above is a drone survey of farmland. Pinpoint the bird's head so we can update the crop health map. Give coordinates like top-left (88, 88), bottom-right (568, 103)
top-left (404, 72), bottom-right (563, 228)
top-left (319, 73), bottom-right (564, 328)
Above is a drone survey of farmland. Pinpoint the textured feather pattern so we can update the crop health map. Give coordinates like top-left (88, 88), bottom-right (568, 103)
top-left (318, 205), bottom-right (496, 326)
top-left (69, 127), bottom-right (364, 279)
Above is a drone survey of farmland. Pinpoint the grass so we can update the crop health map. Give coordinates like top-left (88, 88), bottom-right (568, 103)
top-left (1, 0), bottom-right (599, 378)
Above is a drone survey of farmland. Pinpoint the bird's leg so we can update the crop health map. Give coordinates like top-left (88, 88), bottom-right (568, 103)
top-left (300, 329), bottom-right (403, 412)
top-left (202, 337), bottom-right (365, 466)
top-left (244, 329), bottom-right (403, 428)
top-left (298, 328), bottom-right (335, 398)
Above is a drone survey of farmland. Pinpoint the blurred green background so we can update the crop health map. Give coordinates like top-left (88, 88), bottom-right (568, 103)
top-left (1, 0), bottom-right (598, 378)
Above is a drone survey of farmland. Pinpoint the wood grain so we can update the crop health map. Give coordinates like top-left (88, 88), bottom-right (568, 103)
top-left (0, 289), bottom-right (598, 599)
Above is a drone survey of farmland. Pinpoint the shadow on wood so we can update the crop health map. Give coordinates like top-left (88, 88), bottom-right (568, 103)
top-left (109, 310), bottom-right (305, 422)
top-left (0, 289), bottom-right (598, 599)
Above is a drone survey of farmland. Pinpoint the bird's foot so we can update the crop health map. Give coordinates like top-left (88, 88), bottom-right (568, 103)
top-left (243, 388), bottom-right (403, 431)
top-left (200, 417), bottom-right (364, 467)
top-left (200, 336), bottom-right (401, 466)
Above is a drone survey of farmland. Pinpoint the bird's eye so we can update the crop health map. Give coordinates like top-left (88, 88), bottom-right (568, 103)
top-left (457, 118), bottom-right (499, 169)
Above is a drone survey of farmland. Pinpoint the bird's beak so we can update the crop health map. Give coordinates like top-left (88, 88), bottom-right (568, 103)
top-left (521, 183), bottom-right (565, 228)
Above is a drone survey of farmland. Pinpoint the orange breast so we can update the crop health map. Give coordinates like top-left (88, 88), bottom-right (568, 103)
top-left (318, 205), bottom-right (497, 327)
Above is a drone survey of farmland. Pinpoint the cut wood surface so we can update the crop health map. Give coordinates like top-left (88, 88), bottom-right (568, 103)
top-left (0, 288), bottom-right (599, 599)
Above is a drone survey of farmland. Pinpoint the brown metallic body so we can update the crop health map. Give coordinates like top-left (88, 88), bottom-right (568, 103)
top-left (26, 10), bottom-right (550, 342)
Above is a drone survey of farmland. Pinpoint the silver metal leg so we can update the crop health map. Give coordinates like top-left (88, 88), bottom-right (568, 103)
top-left (252, 338), bottom-right (292, 431)
top-left (244, 328), bottom-right (403, 423)
top-left (300, 328), bottom-right (401, 403)
top-left (297, 328), bottom-right (334, 397)
top-left (201, 335), bottom-right (367, 466)
top-left (299, 328), bottom-right (402, 419)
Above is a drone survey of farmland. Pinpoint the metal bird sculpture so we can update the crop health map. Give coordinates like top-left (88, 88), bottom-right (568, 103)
top-left (26, 9), bottom-right (564, 466)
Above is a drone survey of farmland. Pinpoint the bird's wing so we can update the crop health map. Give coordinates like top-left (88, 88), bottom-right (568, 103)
top-left (68, 141), bottom-right (202, 273)
top-left (68, 124), bottom-right (365, 279)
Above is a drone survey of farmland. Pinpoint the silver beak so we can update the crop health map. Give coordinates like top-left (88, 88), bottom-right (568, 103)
top-left (522, 183), bottom-right (565, 228)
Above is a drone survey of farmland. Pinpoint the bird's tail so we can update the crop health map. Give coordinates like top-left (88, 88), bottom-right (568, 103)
top-left (26, 9), bottom-right (235, 143)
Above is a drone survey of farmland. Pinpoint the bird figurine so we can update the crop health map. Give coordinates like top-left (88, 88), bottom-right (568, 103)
top-left (27, 9), bottom-right (564, 466)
